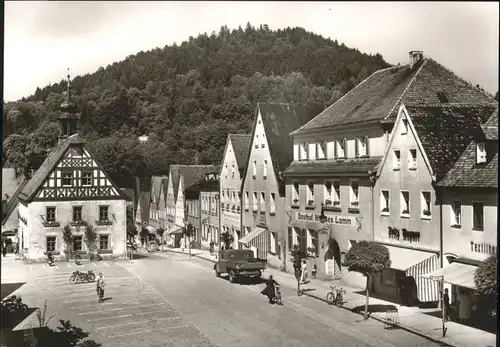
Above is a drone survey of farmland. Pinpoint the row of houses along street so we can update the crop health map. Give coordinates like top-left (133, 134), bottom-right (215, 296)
top-left (3, 50), bottom-right (494, 337)
top-left (135, 51), bottom-right (497, 324)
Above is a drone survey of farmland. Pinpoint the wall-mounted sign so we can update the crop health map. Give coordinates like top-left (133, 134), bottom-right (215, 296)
top-left (295, 212), bottom-right (356, 227)
top-left (470, 241), bottom-right (496, 256)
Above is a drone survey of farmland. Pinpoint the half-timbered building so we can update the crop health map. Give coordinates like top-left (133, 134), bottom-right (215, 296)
top-left (17, 75), bottom-right (128, 261)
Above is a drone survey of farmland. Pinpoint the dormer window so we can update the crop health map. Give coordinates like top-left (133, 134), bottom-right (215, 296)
top-left (336, 139), bottom-right (345, 158)
top-left (476, 142), bottom-right (487, 164)
top-left (356, 137), bottom-right (367, 157)
top-left (300, 143), bottom-right (309, 161)
top-left (316, 141), bottom-right (326, 160)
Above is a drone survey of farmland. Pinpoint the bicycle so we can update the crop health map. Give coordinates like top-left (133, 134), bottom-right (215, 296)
top-left (326, 285), bottom-right (346, 307)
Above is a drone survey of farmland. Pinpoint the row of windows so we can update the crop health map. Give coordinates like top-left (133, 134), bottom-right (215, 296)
top-left (46, 235), bottom-right (110, 252)
top-left (291, 180), bottom-right (359, 209)
top-left (243, 191), bottom-right (276, 214)
top-left (45, 206), bottom-right (109, 224)
top-left (221, 190), bottom-right (240, 205)
top-left (392, 149), bottom-right (417, 170)
top-left (379, 190), bottom-right (432, 219)
top-left (298, 136), bottom-right (370, 161)
top-left (61, 171), bottom-right (93, 187)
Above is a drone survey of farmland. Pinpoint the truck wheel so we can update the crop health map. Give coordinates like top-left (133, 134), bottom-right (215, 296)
top-left (229, 271), bottom-right (237, 283)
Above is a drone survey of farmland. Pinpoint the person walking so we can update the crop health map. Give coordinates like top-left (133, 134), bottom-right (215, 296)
top-left (442, 288), bottom-right (451, 321)
top-left (300, 259), bottom-right (308, 284)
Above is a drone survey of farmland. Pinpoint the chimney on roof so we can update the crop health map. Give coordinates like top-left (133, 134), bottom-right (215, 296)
top-left (409, 51), bottom-right (424, 69)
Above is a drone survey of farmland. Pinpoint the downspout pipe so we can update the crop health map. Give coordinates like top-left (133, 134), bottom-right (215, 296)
top-left (437, 186), bottom-right (444, 268)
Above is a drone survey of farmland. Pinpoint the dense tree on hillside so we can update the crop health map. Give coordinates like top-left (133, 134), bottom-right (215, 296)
top-left (3, 25), bottom-right (389, 187)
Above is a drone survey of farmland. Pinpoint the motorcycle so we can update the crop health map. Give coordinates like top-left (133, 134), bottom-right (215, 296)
top-left (47, 252), bottom-right (55, 266)
top-left (1, 295), bottom-right (28, 314)
top-left (69, 270), bottom-right (96, 284)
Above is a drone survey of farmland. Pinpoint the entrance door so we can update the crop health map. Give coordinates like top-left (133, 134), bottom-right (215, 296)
top-left (324, 238), bottom-right (342, 278)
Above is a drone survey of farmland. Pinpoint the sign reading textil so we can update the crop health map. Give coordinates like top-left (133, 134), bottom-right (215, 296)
top-left (295, 212), bottom-right (355, 226)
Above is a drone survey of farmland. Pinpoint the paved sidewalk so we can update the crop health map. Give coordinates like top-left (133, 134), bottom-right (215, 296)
top-left (164, 248), bottom-right (497, 347)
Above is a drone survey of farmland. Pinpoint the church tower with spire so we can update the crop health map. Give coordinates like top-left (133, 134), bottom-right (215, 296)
top-left (58, 69), bottom-right (80, 143)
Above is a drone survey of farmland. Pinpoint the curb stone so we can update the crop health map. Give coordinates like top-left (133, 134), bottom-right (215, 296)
top-left (165, 249), bottom-right (458, 347)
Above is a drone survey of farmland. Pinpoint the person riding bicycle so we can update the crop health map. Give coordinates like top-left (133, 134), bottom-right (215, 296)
top-left (96, 273), bottom-right (105, 301)
top-left (262, 275), bottom-right (280, 304)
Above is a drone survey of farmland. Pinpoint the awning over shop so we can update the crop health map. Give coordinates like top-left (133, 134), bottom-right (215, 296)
top-left (421, 262), bottom-right (477, 290)
top-left (146, 226), bottom-right (156, 233)
top-left (238, 227), bottom-right (266, 246)
top-left (168, 225), bottom-right (184, 235)
top-left (384, 245), bottom-right (438, 271)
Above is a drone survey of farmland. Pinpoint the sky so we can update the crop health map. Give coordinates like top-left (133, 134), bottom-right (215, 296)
top-left (4, 1), bottom-right (499, 101)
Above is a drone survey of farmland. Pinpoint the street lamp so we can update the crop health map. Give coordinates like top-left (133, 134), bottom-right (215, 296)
top-left (430, 275), bottom-right (447, 337)
top-left (319, 203), bottom-right (327, 224)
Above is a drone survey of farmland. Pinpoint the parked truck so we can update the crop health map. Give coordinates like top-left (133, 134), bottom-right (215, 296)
top-left (214, 249), bottom-right (267, 283)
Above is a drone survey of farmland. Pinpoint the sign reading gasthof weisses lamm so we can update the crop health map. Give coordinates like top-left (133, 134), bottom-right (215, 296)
top-left (294, 212), bottom-right (355, 226)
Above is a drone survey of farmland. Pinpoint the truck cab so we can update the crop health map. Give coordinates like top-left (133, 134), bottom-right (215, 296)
top-left (214, 249), bottom-right (267, 283)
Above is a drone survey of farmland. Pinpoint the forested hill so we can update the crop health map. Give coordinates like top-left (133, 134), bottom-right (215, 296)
top-left (3, 24), bottom-right (390, 188)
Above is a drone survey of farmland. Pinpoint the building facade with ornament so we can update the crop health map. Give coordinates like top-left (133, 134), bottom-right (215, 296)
top-left (17, 76), bottom-right (129, 261)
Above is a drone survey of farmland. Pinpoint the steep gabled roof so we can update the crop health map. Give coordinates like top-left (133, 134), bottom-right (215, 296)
top-left (292, 57), bottom-right (495, 135)
top-left (170, 165), bottom-right (218, 200)
top-left (406, 103), bottom-right (497, 180)
top-left (18, 134), bottom-right (127, 202)
top-left (246, 102), bottom-right (322, 195)
top-left (150, 175), bottom-right (168, 205)
top-left (228, 134), bottom-right (252, 171)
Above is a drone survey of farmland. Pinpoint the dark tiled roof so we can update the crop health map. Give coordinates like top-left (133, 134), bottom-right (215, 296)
top-left (151, 176), bottom-right (168, 205)
top-left (185, 177), bottom-right (219, 199)
top-left (480, 109), bottom-right (498, 140)
top-left (293, 58), bottom-right (496, 134)
top-left (170, 165), bottom-right (218, 200)
top-left (2, 179), bottom-right (28, 226)
top-left (228, 134), bottom-right (252, 170)
top-left (283, 157), bottom-right (382, 176)
top-left (437, 140), bottom-right (498, 188)
top-left (254, 102), bottom-right (323, 195)
top-left (407, 104), bottom-right (497, 180)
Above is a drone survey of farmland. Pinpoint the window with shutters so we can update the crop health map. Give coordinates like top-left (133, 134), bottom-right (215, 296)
top-left (451, 201), bottom-right (461, 227)
top-left (402, 119), bottom-right (408, 135)
top-left (324, 181), bottom-right (332, 205)
top-left (260, 192), bottom-right (266, 212)
top-left (253, 192), bottom-right (258, 212)
top-left (356, 137), bottom-right (367, 157)
top-left (302, 143), bottom-right (309, 160)
top-left (270, 193), bottom-right (276, 214)
top-left (349, 179), bottom-right (359, 209)
top-left (336, 139), bottom-right (345, 158)
top-left (244, 191), bottom-right (249, 211)
top-left (252, 160), bottom-right (257, 178)
top-left (393, 150), bottom-right (401, 170)
top-left (400, 191), bottom-right (410, 217)
top-left (316, 141), bottom-right (326, 160)
top-left (472, 202), bottom-right (484, 230)
top-left (263, 160), bottom-right (268, 178)
top-left (307, 181), bottom-right (315, 206)
top-left (333, 180), bottom-right (341, 206)
top-left (380, 190), bottom-right (390, 215)
top-left (408, 149), bottom-right (417, 170)
top-left (421, 191), bottom-right (431, 219)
